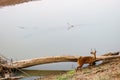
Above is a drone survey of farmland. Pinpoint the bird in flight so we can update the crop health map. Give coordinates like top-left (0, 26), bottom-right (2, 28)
top-left (67, 22), bottom-right (91, 30)
top-left (17, 26), bottom-right (25, 29)
top-left (67, 22), bottom-right (74, 30)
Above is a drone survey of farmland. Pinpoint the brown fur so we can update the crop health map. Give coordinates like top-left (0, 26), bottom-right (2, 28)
top-left (76, 49), bottom-right (96, 72)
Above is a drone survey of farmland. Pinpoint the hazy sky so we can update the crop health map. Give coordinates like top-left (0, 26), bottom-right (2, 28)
top-left (0, 0), bottom-right (120, 69)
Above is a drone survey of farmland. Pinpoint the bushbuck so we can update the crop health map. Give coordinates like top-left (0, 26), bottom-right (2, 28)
top-left (76, 49), bottom-right (96, 72)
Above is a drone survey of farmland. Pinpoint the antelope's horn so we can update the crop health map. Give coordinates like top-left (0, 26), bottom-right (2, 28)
top-left (91, 48), bottom-right (93, 51)
top-left (94, 48), bottom-right (96, 52)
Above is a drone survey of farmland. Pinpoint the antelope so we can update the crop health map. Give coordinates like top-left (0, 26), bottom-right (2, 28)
top-left (76, 49), bottom-right (96, 72)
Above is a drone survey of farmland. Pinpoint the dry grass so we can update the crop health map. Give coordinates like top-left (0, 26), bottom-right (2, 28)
top-left (72, 58), bottom-right (120, 80)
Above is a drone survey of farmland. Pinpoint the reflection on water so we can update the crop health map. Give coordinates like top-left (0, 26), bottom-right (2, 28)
top-left (20, 76), bottom-right (40, 80)
top-left (18, 69), bottom-right (66, 80)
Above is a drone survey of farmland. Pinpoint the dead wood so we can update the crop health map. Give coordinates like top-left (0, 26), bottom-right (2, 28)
top-left (0, 0), bottom-right (38, 7)
top-left (102, 52), bottom-right (119, 56)
top-left (1, 52), bottom-right (120, 69)
top-left (11, 56), bottom-right (79, 68)
top-left (6, 55), bottom-right (120, 69)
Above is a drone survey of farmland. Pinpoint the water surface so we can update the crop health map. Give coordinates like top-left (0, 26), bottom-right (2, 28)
top-left (18, 69), bottom-right (66, 80)
top-left (0, 0), bottom-right (120, 70)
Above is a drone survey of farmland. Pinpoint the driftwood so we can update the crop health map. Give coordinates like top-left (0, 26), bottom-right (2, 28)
top-left (9, 54), bottom-right (120, 68)
top-left (11, 56), bottom-right (79, 69)
top-left (0, 0), bottom-right (38, 7)
top-left (1, 52), bottom-right (120, 69)
top-left (102, 52), bottom-right (119, 56)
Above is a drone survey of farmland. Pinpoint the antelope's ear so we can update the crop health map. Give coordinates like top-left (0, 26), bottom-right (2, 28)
top-left (94, 48), bottom-right (96, 52)
top-left (91, 48), bottom-right (93, 52)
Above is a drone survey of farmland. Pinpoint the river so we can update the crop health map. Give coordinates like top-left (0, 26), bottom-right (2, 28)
top-left (0, 0), bottom-right (120, 75)
top-left (18, 69), bottom-right (66, 80)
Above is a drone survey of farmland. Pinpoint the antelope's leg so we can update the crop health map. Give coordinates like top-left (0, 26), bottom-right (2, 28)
top-left (75, 64), bottom-right (83, 72)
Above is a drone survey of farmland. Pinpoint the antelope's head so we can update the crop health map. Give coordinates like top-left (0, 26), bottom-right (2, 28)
top-left (90, 49), bottom-right (96, 55)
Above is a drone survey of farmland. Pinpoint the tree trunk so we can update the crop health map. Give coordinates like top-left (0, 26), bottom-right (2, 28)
top-left (11, 56), bottom-right (79, 68)
top-left (3, 54), bottom-right (119, 69)
top-left (0, 0), bottom-right (37, 7)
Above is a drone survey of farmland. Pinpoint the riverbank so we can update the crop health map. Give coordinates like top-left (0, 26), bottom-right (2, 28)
top-left (40, 57), bottom-right (120, 80)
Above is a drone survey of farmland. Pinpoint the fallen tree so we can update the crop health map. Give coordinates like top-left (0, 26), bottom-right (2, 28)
top-left (0, 0), bottom-right (38, 7)
top-left (8, 52), bottom-right (120, 68)
top-left (1, 52), bottom-right (120, 69)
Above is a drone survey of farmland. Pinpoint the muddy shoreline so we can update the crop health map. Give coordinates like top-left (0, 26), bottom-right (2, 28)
top-left (39, 58), bottom-right (120, 80)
